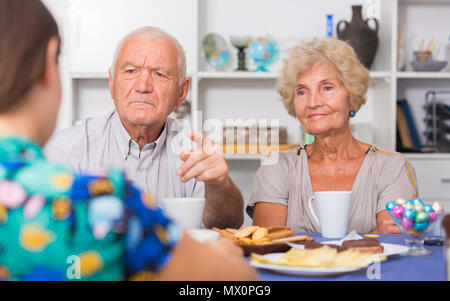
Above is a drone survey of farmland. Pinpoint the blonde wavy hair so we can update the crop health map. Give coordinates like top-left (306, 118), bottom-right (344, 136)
top-left (276, 38), bottom-right (370, 117)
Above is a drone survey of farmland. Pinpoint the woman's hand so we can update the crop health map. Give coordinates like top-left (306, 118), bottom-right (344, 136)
top-left (371, 210), bottom-right (401, 234)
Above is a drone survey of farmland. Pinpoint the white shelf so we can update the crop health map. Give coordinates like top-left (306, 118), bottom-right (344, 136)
top-left (396, 72), bottom-right (450, 79)
top-left (70, 72), bottom-right (108, 79)
top-left (191, 71), bottom-right (278, 80)
top-left (196, 71), bottom-right (391, 80)
top-left (405, 153), bottom-right (450, 160)
top-left (399, 0), bottom-right (450, 4)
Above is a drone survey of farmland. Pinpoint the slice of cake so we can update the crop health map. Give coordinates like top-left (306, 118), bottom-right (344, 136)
top-left (299, 240), bottom-right (341, 251)
top-left (339, 238), bottom-right (384, 254)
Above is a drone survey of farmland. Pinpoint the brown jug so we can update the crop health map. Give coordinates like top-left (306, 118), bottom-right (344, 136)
top-left (337, 5), bottom-right (379, 69)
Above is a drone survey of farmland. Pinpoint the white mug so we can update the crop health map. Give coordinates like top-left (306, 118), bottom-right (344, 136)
top-left (188, 229), bottom-right (220, 243)
top-left (160, 197), bottom-right (206, 229)
top-left (307, 191), bottom-right (353, 238)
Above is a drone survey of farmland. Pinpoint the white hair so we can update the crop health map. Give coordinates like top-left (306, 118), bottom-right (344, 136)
top-left (110, 26), bottom-right (187, 86)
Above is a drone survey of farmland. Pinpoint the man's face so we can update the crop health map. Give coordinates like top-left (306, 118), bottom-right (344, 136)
top-left (109, 36), bottom-right (188, 128)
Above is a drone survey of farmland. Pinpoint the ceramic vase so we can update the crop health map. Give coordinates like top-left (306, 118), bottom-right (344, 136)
top-left (337, 5), bottom-right (379, 69)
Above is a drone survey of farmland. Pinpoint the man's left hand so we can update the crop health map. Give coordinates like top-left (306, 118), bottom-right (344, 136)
top-left (176, 132), bottom-right (229, 187)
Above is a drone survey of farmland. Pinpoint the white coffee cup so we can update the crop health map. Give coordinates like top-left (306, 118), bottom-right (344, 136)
top-left (188, 229), bottom-right (220, 243)
top-left (307, 191), bottom-right (353, 238)
top-left (160, 197), bottom-right (206, 229)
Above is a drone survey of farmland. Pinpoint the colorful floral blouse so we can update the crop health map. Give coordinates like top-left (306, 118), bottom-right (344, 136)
top-left (0, 137), bottom-right (181, 280)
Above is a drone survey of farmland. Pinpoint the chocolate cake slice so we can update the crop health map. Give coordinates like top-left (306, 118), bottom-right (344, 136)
top-left (339, 238), bottom-right (384, 254)
top-left (287, 238), bottom-right (384, 254)
top-left (300, 240), bottom-right (341, 250)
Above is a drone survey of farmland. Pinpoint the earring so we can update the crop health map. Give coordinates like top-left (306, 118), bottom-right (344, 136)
top-left (349, 110), bottom-right (356, 118)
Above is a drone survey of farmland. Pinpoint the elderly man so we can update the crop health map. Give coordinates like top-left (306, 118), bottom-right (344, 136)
top-left (44, 26), bottom-right (244, 229)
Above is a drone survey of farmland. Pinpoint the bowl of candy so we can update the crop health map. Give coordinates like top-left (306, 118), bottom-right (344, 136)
top-left (386, 198), bottom-right (444, 256)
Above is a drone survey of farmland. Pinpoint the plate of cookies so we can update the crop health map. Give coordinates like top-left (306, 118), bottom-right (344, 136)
top-left (212, 226), bottom-right (314, 255)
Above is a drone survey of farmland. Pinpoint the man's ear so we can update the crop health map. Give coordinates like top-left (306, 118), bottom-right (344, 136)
top-left (108, 69), bottom-right (115, 100)
top-left (38, 36), bottom-right (60, 88)
top-left (176, 77), bottom-right (191, 107)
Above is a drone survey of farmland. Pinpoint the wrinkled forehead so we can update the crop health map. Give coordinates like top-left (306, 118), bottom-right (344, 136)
top-left (117, 35), bottom-right (179, 70)
top-left (296, 61), bottom-right (342, 84)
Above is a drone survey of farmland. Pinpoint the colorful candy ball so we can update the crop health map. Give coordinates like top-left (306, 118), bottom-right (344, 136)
top-left (406, 200), bottom-right (414, 206)
top-left (423, 204), bottom-right (434, 213)
top-left (392, 205), bottom-right (405, 219)
top-left (415, 211), bottom-right (429, 223)
top-left (404, 203), bottom-right (414, 210)
top-left (402, 217), bottom-right (414, 230)
top-left (414, 221), bottom-right (429, 232)
top-left (432, 201), bottom-right (443, 214)
top-left (428, 211), bottom-right (438, 223)
top-left (414, 203), bottom-right (424, 212)
top-left (403, 208), bottom-right (416, 220)
top-left (395, 198), bottom-right (407, 206)
top-left (386, 201), bottom-right (396, 212)
top-left (413, 198), bottom-right (424, 205)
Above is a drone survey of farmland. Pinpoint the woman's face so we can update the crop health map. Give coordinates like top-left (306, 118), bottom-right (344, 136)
top-left (293, 62), bottom-right (351, 137)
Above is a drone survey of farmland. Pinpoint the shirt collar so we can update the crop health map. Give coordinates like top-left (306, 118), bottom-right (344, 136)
top-left (112, 111), bottom-right (133, 160)
top-left (112, 110), bottom-right (168, 161)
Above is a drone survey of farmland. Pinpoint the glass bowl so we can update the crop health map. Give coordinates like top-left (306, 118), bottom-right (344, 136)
top-left (386, 198), bottom-right (444, 256)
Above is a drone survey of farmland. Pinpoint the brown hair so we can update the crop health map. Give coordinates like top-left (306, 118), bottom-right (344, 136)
top-left (0, 0), bottom-right (60, 113)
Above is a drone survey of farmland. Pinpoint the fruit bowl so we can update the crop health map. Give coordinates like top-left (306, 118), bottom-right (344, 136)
top-left (386, 198), bottom-right (443, 256)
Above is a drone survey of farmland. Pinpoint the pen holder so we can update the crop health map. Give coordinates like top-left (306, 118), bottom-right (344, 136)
top-left (414, 51), bottom-right (432, 62)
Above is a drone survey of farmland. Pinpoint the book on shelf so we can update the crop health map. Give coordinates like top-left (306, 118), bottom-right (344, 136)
top-left (397, 102), bottom-right (414, 151)
top-left (397, 99), bottom-right (422, 151)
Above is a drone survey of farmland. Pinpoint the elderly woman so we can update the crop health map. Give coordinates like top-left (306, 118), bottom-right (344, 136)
top-left (247, 38), bottom-right (417, 234)
top-left (0, 0), bottom-right (256, 281)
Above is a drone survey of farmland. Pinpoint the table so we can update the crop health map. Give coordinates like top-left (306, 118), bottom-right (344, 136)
top-left (254, 233), bottom-right (447, 281)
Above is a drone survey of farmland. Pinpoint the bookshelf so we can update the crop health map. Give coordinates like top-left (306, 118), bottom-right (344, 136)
top-left (396, 0), bottom-right (450, 220)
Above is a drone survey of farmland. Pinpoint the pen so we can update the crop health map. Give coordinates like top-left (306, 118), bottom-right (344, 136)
top-left (424, 44), bottom-right (436, 61)
top-left (425, 38), bottom-right (434, 52)
top-left (419, 40), bottom-right (424, 61)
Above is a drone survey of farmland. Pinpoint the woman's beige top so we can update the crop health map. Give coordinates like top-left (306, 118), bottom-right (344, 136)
top-left (247, 145), bottom-right (418, 233)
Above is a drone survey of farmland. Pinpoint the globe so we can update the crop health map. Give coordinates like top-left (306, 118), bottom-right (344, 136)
top-left (248, 35), bottom-right (279, 72)
top-left (202, 33), bottom-right (230, 69)
top-left (209, 50), bottom-right (229, 68)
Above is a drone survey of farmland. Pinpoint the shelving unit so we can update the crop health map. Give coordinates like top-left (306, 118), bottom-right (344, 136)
top-left (44, 0), bottom-right (450, 226)
top-left (396, 0), bottom-right (450, 218)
